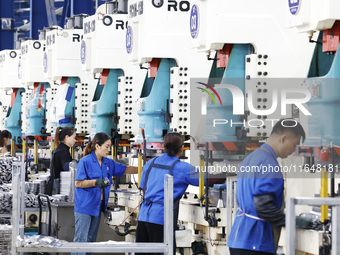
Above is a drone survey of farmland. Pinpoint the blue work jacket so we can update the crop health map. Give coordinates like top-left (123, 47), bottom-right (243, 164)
top-left (138, 153), bottom-right (200, 225)
top-left (74, 151), bottom-right (126, 216)
top-left (227, 143), bottom-right (284, 254)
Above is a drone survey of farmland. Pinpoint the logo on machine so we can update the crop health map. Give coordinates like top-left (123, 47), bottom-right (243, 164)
top-left (152, 0), bottom-right (163, 8)
top-left (190, 4), bottom-right (199, 39)
top-left (126, 26), bottom-right (133, 54)
top-left (168, 0), bottom-right (190, 12)
top-left (21, 44), bottom-right (29, 55)
top-left (84, 20), bottom-right (96, 34)
top-left (80, 40), bottom-right (86, 65)
top-left (72, 34), bottom-right (82, 42)
top-left (116, 20), bottom-right (127, 30)
top-left (9, 51), bottom-right (17, 58)
top-left (197, 82), bottom-right (222, 106)
top-left (33, 41), bottom-right (41, 49)
top-left (149, 0), bottom-right (190, 12)
top-left (18, 61), bottom-right (22, 79)
top-left (129, 1), bottom-right (143, 18)
top-left (288, 0), bottom-right (301, 15)
top-left (46, 34), bottom-right (55, 46)
top-left (43, 52), bottom-right (48, 73)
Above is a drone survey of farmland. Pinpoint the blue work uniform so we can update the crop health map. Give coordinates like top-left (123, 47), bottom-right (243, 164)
top-left (74, 151), bottom-right (126, 216)
top-left (138, 153), bottom-right (200, 225)
top-left (227, 143), bottom-right (284, 254)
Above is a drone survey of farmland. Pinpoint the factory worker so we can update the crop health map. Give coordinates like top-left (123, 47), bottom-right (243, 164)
top-left (135, 132), bottom-right (224, 255)
top-left (227, 119), bottom-right (305, 255)
top-left (0, 130), bottom-right (11, 154)
top-left (46, 126), bottom-right (76, 195)
top-left (72, 132), bottom-right (137, 254)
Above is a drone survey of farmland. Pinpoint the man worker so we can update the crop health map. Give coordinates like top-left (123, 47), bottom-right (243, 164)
top-left (227, 119), bottom-right (305, 255)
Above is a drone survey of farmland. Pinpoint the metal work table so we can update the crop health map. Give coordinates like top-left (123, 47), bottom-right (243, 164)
top-left (286, 197), bottom-right (340, 255)
top-left (16, 242), bottom-right (169, 253)
top-left (12, 168), bottom-right (175, 254)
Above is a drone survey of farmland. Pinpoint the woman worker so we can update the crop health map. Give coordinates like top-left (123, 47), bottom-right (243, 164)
top-left (0, 130), bottom-right (12, 154)
top-left (46, 126), bottom-right (76, 195)
top-left (135, 132), bottom-right (224, 254)
top-left (73, 132), bottom-right (138, 250)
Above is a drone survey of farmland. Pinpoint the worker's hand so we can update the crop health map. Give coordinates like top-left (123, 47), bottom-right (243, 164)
top-left (118, 157), bottom-right (129, 165)
top-left (295, 215), bottom-right (311, 229)
top-left (96, 179), bottom-right (110, 189)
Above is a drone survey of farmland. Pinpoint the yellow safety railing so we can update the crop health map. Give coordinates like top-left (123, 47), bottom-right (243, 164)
top-left (199, 157), bottom-right (204, 201)
top-left (34, 139), bottom-right (38, 165)
top-left (10, 139), bottom-right (15, 157)
top-left (321, 168), bottom-right (329, 222)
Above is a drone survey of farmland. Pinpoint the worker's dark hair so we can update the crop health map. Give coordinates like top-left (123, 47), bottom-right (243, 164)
top-left (164, 132), bottom-right (183, 157)
top-left (84, 132), bottom-right (111, 157)
top-left (55, 126), bottom-right (75, 148)
top-left (271, 119), bottom-right (306, 142)
top-left (0, 130), bottom-right (12, 147)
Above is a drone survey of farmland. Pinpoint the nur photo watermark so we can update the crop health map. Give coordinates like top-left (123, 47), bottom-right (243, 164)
top-left (190, 78), bottom-right (313, 142)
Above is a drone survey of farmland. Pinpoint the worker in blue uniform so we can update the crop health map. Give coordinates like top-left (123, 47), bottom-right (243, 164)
top-left (72, 132), bottom-right (138, 255)
top-left (135, 132), bottom-right (224, 255)
top-left (227, 119), bottom-right (306, 255)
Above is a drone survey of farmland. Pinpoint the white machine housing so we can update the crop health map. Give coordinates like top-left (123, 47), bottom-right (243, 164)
top-left (0, 50), bottom-right (23, 130)
top-left (127, 0), bottom-right (212, 136)
top-left (19, 39), bottom-right (48, 86)
top-left (81, 8), bottom-right (147, 136)
top-left (43, 25), bottom-right (97, 134)
top-left (0, 50), bottom-right (23, 91)
top-left (44, 26), bottom-right (93, 83)
top-left (81, 8), bottom-right (130, 74)
top-left (19, 39), bottom-right (49, 134)
top-left (286, 0), bottom-right (340, 34)
top-left (191, 0), bottom-right (316, 137)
